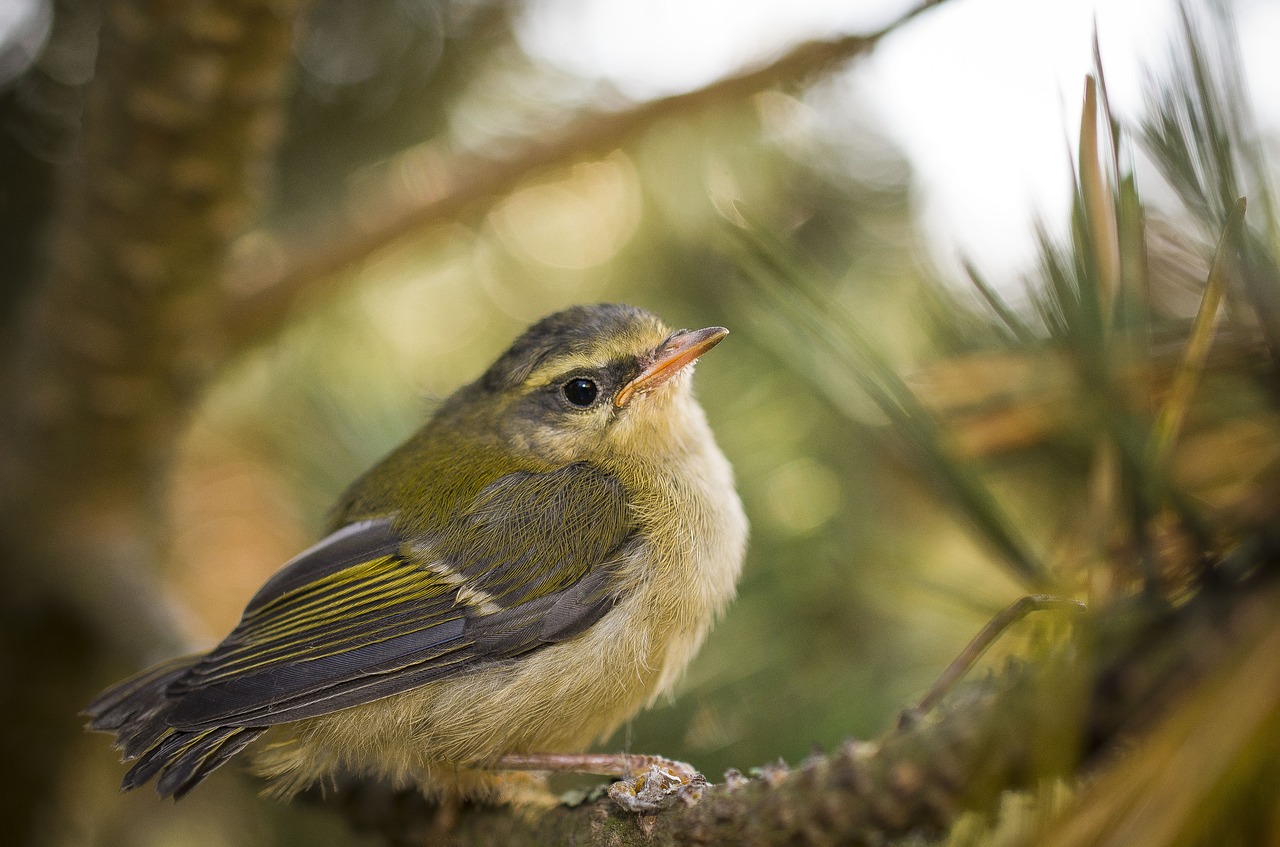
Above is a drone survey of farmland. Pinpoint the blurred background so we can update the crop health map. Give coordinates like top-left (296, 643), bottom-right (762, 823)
top-left (2, 0), bottom-right (1278, 845)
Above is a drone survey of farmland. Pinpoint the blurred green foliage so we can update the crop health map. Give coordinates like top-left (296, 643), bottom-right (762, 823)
top-left (9, 0), bottom-right (1279, 845)
top-left (22, 3), bottom-right (1065, 842)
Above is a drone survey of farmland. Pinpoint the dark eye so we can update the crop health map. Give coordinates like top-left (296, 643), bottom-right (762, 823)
top-left (562, 378), bottom-right (599, 407)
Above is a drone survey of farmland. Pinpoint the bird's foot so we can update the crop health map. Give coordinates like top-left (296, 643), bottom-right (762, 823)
top-left (606, 759), bottom-right (706, 813)
top-left (492, 751), bottom-right (707, 813)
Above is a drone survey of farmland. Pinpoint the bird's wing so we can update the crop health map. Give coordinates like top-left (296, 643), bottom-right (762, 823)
top-left (164, 462), bottom-right (634, 729)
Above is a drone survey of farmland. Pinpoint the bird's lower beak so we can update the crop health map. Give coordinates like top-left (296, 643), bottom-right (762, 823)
top-left (614, 326), bottom-right (729, 408)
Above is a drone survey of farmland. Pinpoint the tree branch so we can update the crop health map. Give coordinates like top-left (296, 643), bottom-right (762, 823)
top-left (219, 0), bottom-right (948, 352)
top-left (317, 560), bottom-right (1280, 846)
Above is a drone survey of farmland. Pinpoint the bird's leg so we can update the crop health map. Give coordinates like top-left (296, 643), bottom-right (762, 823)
top-left (494, 752), bottom-right (694, 779)
top-left (493, 752), bottom-right (706, 812)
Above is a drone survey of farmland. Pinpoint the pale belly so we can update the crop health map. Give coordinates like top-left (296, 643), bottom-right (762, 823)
top-left (249, 583), bottom-right (705, 797)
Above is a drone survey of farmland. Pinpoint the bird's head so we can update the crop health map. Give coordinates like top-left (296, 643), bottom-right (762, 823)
top-left (444, 303), bottom-right (728, 470)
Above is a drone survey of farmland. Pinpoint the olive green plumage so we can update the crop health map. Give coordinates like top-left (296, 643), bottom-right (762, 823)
top-left (85, 303), bottom-right (748, 802)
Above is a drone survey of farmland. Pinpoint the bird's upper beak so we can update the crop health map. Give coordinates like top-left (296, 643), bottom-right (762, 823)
top-left (614, 326), bottom-right (729, 408)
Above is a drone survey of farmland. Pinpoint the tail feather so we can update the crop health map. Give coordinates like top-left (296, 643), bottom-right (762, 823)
top-left (85, 657), bottom-right (264, 798)
top-left (120, 726), bottom-right (201, 791)
top-left (83, 656), bottom-right (193, 732)
top-left (156, 727), bottom-right (264, 799)
top-left (118, 713), bottom-right (175, 761)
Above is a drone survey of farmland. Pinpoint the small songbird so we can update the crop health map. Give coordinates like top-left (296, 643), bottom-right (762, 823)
top-left (86, 303), bottom-right (748, 805)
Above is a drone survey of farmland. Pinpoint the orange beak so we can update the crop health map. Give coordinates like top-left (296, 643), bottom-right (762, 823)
top-left (614, 326), bottom-right (729, 408)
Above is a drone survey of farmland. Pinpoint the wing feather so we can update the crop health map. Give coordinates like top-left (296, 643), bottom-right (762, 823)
top-left (155, 463), bottom-right (633, 730)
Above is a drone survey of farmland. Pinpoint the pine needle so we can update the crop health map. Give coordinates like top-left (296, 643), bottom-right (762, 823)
top-left (961, 257), bottom-right (1037, 345)
top-left (726, 209), bottom-right (1051, 590)
top-left (1149, 196), bottom-right (1245, 464)
top-left (1078, 75), bottom-right (1120, 321)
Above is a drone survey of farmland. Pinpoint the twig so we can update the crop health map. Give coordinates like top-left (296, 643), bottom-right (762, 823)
top-left (902, 594), bottom-right (1086, 724)
top-left (219, 0), bottom-right (949, 351)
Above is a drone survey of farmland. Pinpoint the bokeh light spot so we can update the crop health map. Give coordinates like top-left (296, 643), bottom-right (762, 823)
top-left (764, 456), bottom-right (843, 535)
top-left (490, 151), bottom-right (641, 270)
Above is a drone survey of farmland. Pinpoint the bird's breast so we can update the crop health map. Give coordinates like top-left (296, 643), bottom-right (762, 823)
top-left (611, 423), bottom-right (748, 698)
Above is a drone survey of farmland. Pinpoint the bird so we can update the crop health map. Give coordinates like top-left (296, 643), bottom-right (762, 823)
top-left (85, 302), bottom-right (748, 806)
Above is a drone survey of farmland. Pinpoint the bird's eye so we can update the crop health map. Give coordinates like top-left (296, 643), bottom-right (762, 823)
top-left (562, 378), bottom-right (599, 407)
